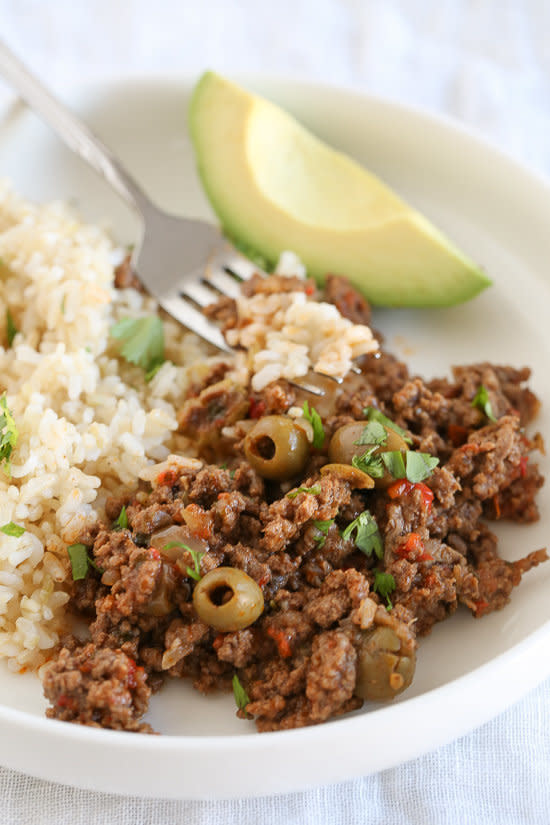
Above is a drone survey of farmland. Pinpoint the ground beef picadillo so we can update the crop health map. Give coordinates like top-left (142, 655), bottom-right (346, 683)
top-left (42, 274), bottom-right (547, 733)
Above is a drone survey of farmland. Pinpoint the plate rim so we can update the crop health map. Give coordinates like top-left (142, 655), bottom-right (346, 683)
top-left (1, 72), bottom-right (549, 798)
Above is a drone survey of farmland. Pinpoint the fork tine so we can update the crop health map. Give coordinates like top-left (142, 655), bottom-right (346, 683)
top-left (203, 267), bottom-right (242, 299)
top-left (209, 247), bottom-right (265, 281)
top-left (180, 281), bottom-right (219, 308)
top-left (159, 294), bottom-right (233, 354)
top-left (289, 379), bottom-right (325, 396)
top-left (315, 372), bottom-right (344, 385)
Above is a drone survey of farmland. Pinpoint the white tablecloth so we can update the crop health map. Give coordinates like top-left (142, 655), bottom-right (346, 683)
top-left (1, 0), bottom-right (549, 822)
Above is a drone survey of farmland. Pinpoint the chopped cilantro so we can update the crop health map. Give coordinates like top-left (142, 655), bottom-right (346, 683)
top-left (60, 295), bottom-right (66, 315)
top-left (110, 316), bottom-right (165, 376)
top-left (312, 518), bottom-right (334, 548)
top-left (0, 521), bottom-right (25, 537)
top-left (373, 569), bottom-right (396, 610)
top-left (354, 420), bottom-right (387, 447)
top-left (364, 407), bottom-right (412, 444)
top-left (67, 544), bottom-right (102, 580)
top-left (186, 548), bottom-right (205, 581)
top-left (381, 450), bottom-right (438, 483)
top-left (232, 673), bottom-right (251, 713)
top-left (404, 451), bottom-right (439, 483)
top-left (6, 308), bottom-right (17, 347)
top-left (381, 450), bottom-right (406, 479)
top-left (67, 544), bottom-right (91, 580)
top-left (0, 394), bottom-right (18, 475)
top-left (286, 484), bottom-right (322, 499)
top-left (351, 446), bottom-right (385, 478)
top-left (342, 511), bottom-right (383, 559)
top-left (164, 541), bottom-right (204, 581)
top-left (87, 555), bottom-right (103, 573)
top-left (113, 505), bottom-right (128, 530)
top-left (302, 401), bottom-right (325, 448)
top-left (471, 384), bottom-right (497, 422)
top-left (145, 361), bottom-right (164, 382)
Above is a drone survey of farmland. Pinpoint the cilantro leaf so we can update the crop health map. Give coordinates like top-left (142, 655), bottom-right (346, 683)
top-left (164, 541), bottom-right (204, 581)
top-left (232, 673), bottom-right (251, 714)
top-left (404, 452), bottom-right (439, 483)
top-left (0, 521), bottom-right (25, 537)
top-left (287, 484), bottom-right (322, 500)
top-left (381, 450), bottom-right (438, 483)
top-left (110, 316), bottom-right (165, 375)
top-left (145, 361), bottom-right (164, 382)
top-left (302, 401), bottom-right (325, 448)
top-left (87, 556), bottom-right (103, 573)
top-left (186, 548), bottom-right (205, 581)
top-left (312, 518), bottom-right (334, 548)
top-left (67, 544), bottom-right (102, 579)
top-left (113, 505), bottom-right (128, 530)
top-left (373, 569), bottom-right (396, 609)
top-left (381, 450), bottom-right (407, 479)
top-left (6, 308), bottom-right (17, 347)
top-left (0, 394), bottom-right (18, 475)
top-left (351, 446), bottom-right (385, 478)
top-left (471, 384), bottom-right (497, 422)
top-left (354, 420), bottom-right (387, 447)
top-left (67, 544), bottom-right (91, 580)
top-left (342, 511), bottom-right (383, 559)
top-left (364, 407), bottom-right (412, 445)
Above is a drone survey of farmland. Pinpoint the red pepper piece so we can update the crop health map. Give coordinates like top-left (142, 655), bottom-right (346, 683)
top-left (266, 627), bottom-right (292, 658)
top-left (258, 572), bottom-right (270, 588)
top-left (519, 455), bottom-right (529, 478)
top-left (415, 482), bottom-right (434, 510)
top-left (212, 633), bottom-right (225, 652)
top-left (249, 397), bottom-right (266, 419)
top-left (156, 469), bottom-right (179, 487)
top-left (473, 598), bottom-right (490, 617)
top-left (387, 479), bottom-right (433, 511)
top-left (447, 423), bottom-right (469, 447)
top-left (395, 532), bottom-right (433, 562)
top-left (57, 693), bottom-right (77, 710)
top-left (126, 657), bottom-right (137, 689)
top-left (387, 479), bottom-right (414, 499)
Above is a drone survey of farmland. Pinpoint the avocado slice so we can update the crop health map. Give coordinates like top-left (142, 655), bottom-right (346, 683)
top-left (189, 71), bottom-right (491, 307)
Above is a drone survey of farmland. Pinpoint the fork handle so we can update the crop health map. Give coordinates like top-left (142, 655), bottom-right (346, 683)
top-left (0, 40), bottom-right (151, 215)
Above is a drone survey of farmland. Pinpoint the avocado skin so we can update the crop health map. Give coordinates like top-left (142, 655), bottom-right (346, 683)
top-left (189, 71), bottom-right (491, 307)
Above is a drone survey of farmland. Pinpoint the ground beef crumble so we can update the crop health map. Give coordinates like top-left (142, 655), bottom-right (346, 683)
top-left (42, 274), bottom-right (546, 734)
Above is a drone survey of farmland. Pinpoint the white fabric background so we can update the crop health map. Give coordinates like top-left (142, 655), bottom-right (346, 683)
top-left (1, 0), bottom-right (549, 822)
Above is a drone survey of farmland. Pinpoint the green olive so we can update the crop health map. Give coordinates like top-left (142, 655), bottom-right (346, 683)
top-left (244, 415), bottom-right (310, 481)
top-left (355, 626), bottom-right (416, 701)
top-left (192, 567), bottom-right (264, 631)
top-left (328, 421), bottom-right (409, 488)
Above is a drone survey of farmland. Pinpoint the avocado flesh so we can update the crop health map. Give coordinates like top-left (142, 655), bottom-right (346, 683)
top-left (189, 72), bottom-right (491, 307)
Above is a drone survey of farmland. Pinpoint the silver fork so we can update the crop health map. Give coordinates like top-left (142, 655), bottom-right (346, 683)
top-left (0, 40), bottom-right (259, 355)
top-left (0, 42), bottom-right (350, 396)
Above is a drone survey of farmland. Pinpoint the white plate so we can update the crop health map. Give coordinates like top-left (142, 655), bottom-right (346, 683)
top-left (0, 75), bottom-right (549, 799)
